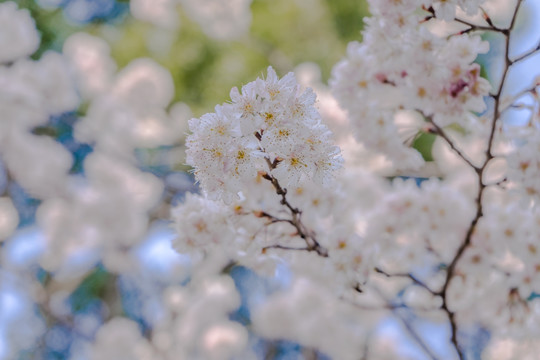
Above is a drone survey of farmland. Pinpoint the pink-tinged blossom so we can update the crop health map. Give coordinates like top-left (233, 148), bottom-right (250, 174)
top-left (331, 0), bottom-right (490, 171)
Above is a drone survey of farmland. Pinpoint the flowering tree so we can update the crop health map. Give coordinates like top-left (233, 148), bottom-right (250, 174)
top-left (1, 0), bottom-right (539, 359)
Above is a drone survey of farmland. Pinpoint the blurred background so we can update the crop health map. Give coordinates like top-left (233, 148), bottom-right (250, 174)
top-left (19, 0), bottom-right (368, 115)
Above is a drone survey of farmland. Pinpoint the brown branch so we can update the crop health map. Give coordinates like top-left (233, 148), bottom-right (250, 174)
top-left (510, 39), bottom-right (540, 64)
top-left (262, 244), bottom-right (313, 253)
top-left (259, 169), bottom-right (328, 257)
top-left (435, 2), bottom-right (525, 359)
top-left (500, 86), bottom-right (539, 114)
top-left (253, 137), bottom-right (329, 258)
top-left (453, 17), bottom-right (505, 33)
top-left (253, 210), bottom-right (294, 226)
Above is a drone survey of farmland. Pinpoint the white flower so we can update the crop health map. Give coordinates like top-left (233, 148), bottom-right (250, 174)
top-left (252, 278), bottom-right (364, 360)
top-left (0, 2), bottom-right (40, 63)
top-left (171, 193), bottom-right (238, 256)
top-left (187, 66), bottom-right (342, 201)
top-left (366, 178), bottom-right (475, 269)
top-left (331, 5), bottom-right (490, 170)
top-left (506, 132), bottom-right (540, 205)
top-left (63, 32), bottom-right (117, 99)
top-left (89, 318), bottom-right (157, 360)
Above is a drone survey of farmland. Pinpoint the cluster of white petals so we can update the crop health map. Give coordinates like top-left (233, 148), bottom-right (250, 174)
top-left (367, 178), bottom-right (476, 269)
top-left (150, 275), bottom-right (248, 359)
top-left (506, 130), bottom-right (540, 205)
top-left (468, 203), bottom-right (540, 301)
top-left (37, 153), bottom-right (164, 275)
top-left (252, 278), bottom-right (365, 360)
top-left (187, 66), bottom-right (343, 203)
top-left (331, 0), bottom-right (490, 170)
top-left (0, 2), bottom-right (40, 64)
top-left (67, 35), bottom-right (186, 155)
top-left (170, 193), bottom-right (239, 258)
top-left (0, 1), bottom-right (79, 234)
top-left (88, 317), bottom-right (157, 360)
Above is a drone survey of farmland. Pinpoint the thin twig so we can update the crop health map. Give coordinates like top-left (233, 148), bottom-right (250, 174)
top-left (253, 137), bottom-right (329, 257)
top-left (500, 85), bottom-right (538, 114)
top-left (371, 284), bottom-right (441, 360)
top-left (259, 169), bottom-right (329, 257)
top-left (453, 17), bottom-right (505, 33)
top-left (262, 244), bottom-right (312, 253)
top-left (427, 119), bottom-right (481, 173)
top-left (510, 39), bottom-right (540, 64)
top-left (374, 267), bottom-right (439, 296)
top-left (395, 309), bottom-right (441, 360)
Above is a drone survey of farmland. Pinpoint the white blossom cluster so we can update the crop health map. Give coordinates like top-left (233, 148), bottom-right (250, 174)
top-left (453, 202), bottom-right (540, 335)
top-left (170, 193), bottom-right (240, 258)
top-left (506, 130), bottom-right (540, 204)
top-left (64, 33), bottom-right (187, 155)
top-left (0, 0), bottom-right (178, 286)
top-left (331, 0), bottom-right (490, 170)
top-left (366, 178), bottom-right (476, 270)
top-left (186, 66), bottom-right (343, 202)
top-left (171, 171), bottom-right (378, 294)
top-left (34, 30), bottom-right (192, 276)
top-left (0, 1), bottom-right (78, 244)
top-left (84, 275), bottom-right (249, 360)
top-left (0, 2), bottom-right (40, 63)
top-left (252, 278), bottom-right (366, 360)
top-left (151, 275), bottom-right (249, 359)
top-left (177, 69), bottom-right (383, 294)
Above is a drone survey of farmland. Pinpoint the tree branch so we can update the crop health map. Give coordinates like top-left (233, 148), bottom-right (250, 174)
top-left (374, 267), bottom-right (439, 297)
top-left (510, 39), bottom-right (540, 65)
top-left (251, 135), bottom-right (329, 258)
top-left (435, 2), bottom-right (525, 358)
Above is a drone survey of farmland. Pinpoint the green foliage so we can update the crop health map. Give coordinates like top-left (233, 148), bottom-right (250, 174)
top-left (323, 0), bottom-right (369, 42)
top-left (107, 0), bottom-right (369, 115)
top-left (70, 266), bottom-right (113, 312)
top-left (412, 132), bottom-right (437, 162)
